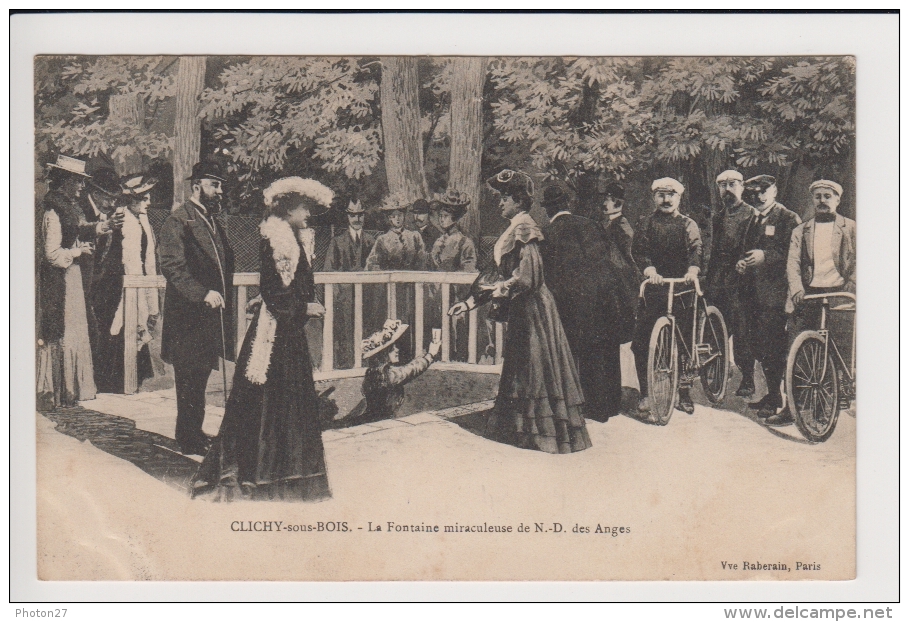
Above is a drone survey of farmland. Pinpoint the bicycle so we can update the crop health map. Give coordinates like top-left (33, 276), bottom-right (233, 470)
top-left (785, 292), bottom-right (856, 443)
top-left (641, 278), bottom-right (731, 425)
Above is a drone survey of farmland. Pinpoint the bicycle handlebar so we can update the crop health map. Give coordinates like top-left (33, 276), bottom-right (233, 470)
top-left (639, 277), bottom-right (703, 299)
top-left (802, 291), bottom-right (856, 302)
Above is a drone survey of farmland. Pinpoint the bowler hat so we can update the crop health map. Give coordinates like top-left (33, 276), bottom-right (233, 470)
top-left (599, 181), bottom-right (625, 200)
top-left (486, 168), bottom-right (534, 199)
top-left (346, 199), bottom-right (366, 215)
top-left (89, 168), bottom-right (122, 197)
top-left (744, 175), bottom-right (777, 192)
top-left (541, 185), bottom-right (571, 211)
top-left (410, 199), bottom-right (431, 214)
top-left (186, 161), bottom-right (227, 183)
top-left (47, 155), bottom-right (91, 178)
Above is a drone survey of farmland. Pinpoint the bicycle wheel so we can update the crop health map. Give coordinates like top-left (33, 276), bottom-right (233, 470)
top-left (699, 305), bottom-right (730, 404)
top-left (786, 331), bottom-right (840, 443)
top-left (647, 316), bottom-right (678, 425)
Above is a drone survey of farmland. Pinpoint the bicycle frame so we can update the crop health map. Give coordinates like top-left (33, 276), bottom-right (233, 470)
top-left (639, 278), bottom-right (715, 373)
top-left (801, 292), bottom-right (856, 385)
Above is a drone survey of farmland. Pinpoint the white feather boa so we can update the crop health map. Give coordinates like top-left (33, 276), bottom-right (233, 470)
top-left (244, 216), bottom-right (309, 385)
top-left (110, 209), bottom-right (159, 340)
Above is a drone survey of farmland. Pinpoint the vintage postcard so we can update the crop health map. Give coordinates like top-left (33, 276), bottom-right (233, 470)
top-left (13, 13), bottom-right (897, 594)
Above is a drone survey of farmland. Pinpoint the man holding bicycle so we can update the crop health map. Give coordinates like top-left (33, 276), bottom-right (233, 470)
top-left (786, 180), bottom-right (856, 415)
top-left (631, 178), bottom-right (703, 415)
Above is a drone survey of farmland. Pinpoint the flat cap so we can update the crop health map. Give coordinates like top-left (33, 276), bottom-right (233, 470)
top-left (715, 170), bottom-right (744, 183)
top-left (651, 177), bottom-right (685, 195)
top-left (809, 179), bottom-right (843, 196)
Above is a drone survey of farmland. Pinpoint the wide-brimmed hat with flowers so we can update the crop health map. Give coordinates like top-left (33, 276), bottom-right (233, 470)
top-left (378, 193), bottom-right (412, 213)
top-left (362, 319), bottom-right (409, 359)
top-left (120, 174), bottom-right (158, 196)
top-left (431, 189), bottom-right (471, 220)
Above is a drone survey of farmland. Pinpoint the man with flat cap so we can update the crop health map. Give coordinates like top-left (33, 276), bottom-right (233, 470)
top-left (780, 179), bottom-right (856, 425)
top-left (736, 175), bottom-right (802, 423)
top-left (708, 169), bottom-right (757, 399)
top-left (631, 177), bottom-right (703, 415)
top-left (323, 199), bottom-right (377, 368)
top-left (540, 184), bottom-right (636, 421)
top-left (159, 161), bottom-right (235, 455)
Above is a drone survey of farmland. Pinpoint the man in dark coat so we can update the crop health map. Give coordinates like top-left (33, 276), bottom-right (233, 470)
top-left (631, 178), bottom-right (703, 415)
top-left (540, 185), bottom-right (635, 422)
top-left (598, 181), bottom-right (636, 266)
top-left (411, 198), bottom-right (440, 256)
top-left (159, 161), bottom-right (235, 455)
top-left (707, 170), bottom-right (756, 398)
top-left (322, 199), bottom-right (377, 368)
top-left (736, 175), bottom-right (802, 424)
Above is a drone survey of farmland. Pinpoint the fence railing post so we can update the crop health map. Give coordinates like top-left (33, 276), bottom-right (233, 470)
top-left (468, 308), bottom-right (478, 364)
top-left (495, 322), bottom-right (504, 364)
top-left (236, 284), bottom-right (248, 348)
top-left (123, 286), bottom-right (139, 394)
top-left (386, 282), bottom-right (397, 320)
top-left (414, 282), bottom-right (424, 356)
top-left (441, 283), bottom-right (451, 362)
top-left (354, 283), bottom-right (363, 368)
top-left (322, 283), bottom-right (334, 373)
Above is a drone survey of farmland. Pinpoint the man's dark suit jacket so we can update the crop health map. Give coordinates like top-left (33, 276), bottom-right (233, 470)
top-left (159, 202), bottom-right (235, 370)
top-left (739, 202), bottom-right (801, 311)
top-left (322, 229), bottom-right (377, 272)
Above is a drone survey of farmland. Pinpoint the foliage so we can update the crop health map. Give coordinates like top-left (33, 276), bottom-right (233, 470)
top-left (487, 56), bottom-right (855, 186)
top-left (200, 57), bottom-right (382, 182)
top-left (37, 56), bottom-right (176, 169)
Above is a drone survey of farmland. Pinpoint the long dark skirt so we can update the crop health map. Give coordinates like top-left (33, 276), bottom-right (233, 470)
top-left (191, 308), bottom-right (331, 503)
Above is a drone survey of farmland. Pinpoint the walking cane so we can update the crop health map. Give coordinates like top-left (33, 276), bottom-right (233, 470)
top-left (218, 304), bottom-right (229, 401)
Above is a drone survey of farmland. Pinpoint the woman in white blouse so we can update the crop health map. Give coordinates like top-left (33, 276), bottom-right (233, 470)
top-left (37, 160), bottom-right (99, 408)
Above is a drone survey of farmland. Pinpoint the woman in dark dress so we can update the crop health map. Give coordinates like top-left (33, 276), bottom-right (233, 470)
top-left (448, 169), bottom-right (592, 454)
top-left (192, 177), bottom-right (332, 502)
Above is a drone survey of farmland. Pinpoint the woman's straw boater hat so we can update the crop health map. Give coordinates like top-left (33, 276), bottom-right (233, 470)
top-left (431, 189), bottom-right (471, 220)
top-left (263, 177), bottom-right (333, 215)
top-left (379, 193), bottom-right (411, 213)
top-left (120, 174), bottom-right (158, 196)
top-left (47, 155), bottom-right (91, 178)
top-left (362, 319), bottom-right (410, 359)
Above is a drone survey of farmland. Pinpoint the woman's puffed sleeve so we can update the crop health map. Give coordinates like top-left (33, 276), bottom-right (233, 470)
top-left (498, 241), bottom-right (542, 299)
top-left (43, 210), bottom-right (75, 269)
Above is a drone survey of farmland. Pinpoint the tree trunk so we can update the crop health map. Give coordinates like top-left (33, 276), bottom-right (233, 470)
top-left (380, 57), bottom-right (428, 204)
top-left (172, 56), bottom-right (206, 210)
top-left (446, 57), bottom-right (486, 240)
top-left (108, 94), bottom-right (145, 176)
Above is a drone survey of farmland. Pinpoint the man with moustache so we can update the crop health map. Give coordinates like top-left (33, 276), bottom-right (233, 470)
top-left (708, 170), bottom-right (757, 399)
top-left (736, 175), bottom-right (802, 424)
top-left (159, 161), bottom-right (235, 455)
top-left (782, 179), bottom-right (856, 424)
top-left (631, 178), bottom-right (703, 415)
top-left (323, 199), bottom-right (377, 368)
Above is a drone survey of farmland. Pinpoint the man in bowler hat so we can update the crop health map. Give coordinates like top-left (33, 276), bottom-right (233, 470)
top-left (159, 161), bottom-right (235, 455)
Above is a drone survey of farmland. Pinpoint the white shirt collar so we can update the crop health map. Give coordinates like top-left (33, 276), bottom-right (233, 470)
top-left (756, 202), bottom-right (776, 218)
top-left (190, 197), bottom-right (209, 215)
top-left (550, 210), bottom-right (572, 223)
top-left (349, 227), bottom-right (362, 241)
top-left (608, 212), bottom-right (622, 221)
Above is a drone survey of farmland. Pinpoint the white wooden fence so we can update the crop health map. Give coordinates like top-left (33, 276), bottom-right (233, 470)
top-left (121, 271), bottom-right (504, 394)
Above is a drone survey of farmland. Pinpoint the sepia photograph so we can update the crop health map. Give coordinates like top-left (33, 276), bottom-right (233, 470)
top-left (10, 11), bottom-right (898, 603)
